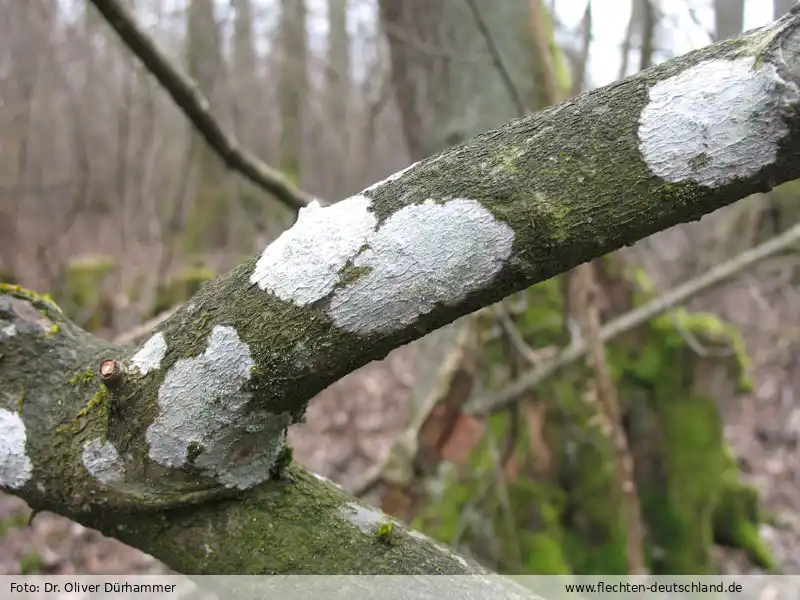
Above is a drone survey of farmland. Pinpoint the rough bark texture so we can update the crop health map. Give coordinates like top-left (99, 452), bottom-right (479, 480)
top-left (4, 14), bottom-right (800, 576)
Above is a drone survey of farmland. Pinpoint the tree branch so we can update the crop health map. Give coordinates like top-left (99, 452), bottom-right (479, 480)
top-left (4, 11), bottom-right (800, 575)
top-left (86, 0), bottom-right (315, 212)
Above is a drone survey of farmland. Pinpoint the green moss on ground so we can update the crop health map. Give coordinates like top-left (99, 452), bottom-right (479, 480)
top-left (19, 552), bottom-right (44, 575)
top-left (0, 513), bottom-right (30, 538)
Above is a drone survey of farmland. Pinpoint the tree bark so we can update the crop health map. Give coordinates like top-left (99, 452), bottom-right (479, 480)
top-left (4, 11), bottom-right (800, 576)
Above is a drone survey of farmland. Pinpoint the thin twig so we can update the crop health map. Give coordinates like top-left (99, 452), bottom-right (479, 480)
top-left (86, 0), bottom-right (316, 212)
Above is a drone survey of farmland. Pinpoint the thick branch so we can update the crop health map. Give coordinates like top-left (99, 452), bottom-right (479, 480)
top-left (86, 0), bottom-right (314, 212)
top-left (5, 11), bottom-right (800, 575)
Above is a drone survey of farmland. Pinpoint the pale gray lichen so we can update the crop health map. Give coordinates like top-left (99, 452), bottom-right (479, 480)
top-left (0, 409), bottom-right (32, 489)
top-left (638, 57), bottom-right (792, 187)
top-left (132, 331), bottom-right (168, 376)
top-left (1, 322), bottom-right (16, 338)
top-left (146, 325), bottom-right (290, 490)
top-left (81, 438), bottom-right (125, 484)
top-left (250, 197), bottom-right (377, 306)
top-left (327, 198), bottom-right (515, 335)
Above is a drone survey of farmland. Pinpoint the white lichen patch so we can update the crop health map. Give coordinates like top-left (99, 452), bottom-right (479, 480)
top-left (364, 161), bottom-right (420, 193)
top-left (250, 197), bottom-right (377, 306)
top-left (638, 57), bottom-right (794, 187)
top-left (328, 198), bottom-right (515, 335)
top-left (339, 501), bottom-right (396, 534)
top-left (146, 325), bottom-right (291, 490)
top-left (0, 409), bottom-right (32, 489)
top-left (132, 331), bottom-right (167, 376)
top-left (1, 322), bottom-right (16, 337)
top-left (81, 438), bottom-right (125, 484)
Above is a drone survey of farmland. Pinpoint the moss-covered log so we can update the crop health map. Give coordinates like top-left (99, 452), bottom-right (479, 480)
top-left (3, 10), bottom-right (800, 576)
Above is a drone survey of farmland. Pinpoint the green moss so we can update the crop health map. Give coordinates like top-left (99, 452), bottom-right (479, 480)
top-left (19, 552), bottom-right (44, 575)
top-left (68, 367), bottom-right (96, 386)
top-left (0, 283), bottom-right (62, 316)
top-left (673, 309), bottom-right (753, 393)
top-left (77, 385), bottom-right (110, 418)
top-left (57, 383), bottom-right (111, 436)
top-left (520, 534), bottom-right (570, 574)
top-left (270, 444), bottom-right (294, 480)
top-left (46, 323), bottom-right (60, 337)
top-left (0, 513), bottom-right (29, 538)
top-left (376, 521), bottom-right (394, 545)
top-left (637, 392), bottom-right (724, 573)
top-left (713, 473), bottom-right (777, 571)
top-left (16, 388), bottom-right (24, 413)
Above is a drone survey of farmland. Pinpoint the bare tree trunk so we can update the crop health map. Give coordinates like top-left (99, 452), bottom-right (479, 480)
top-left (326, 0), bottom-right (351, 200)
top-left (278, 0), bottom-right (308, 185)
top-left (639, 0), bottom-right (657, 70)
top-left (184, 0), bottom-right (230, 250)
top-left (377, 0), bottom-right (431, 160)
top-left (714, 0), bottom-right (745, 41)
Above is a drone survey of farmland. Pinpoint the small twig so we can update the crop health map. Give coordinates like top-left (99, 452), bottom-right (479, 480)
top-left (86, 0), bottom-right (316, 212)
top-left (492, 303), bottom-right (543, 365)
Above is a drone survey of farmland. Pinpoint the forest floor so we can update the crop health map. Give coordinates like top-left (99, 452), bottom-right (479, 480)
top-left (1, 280), bottom-right (799, 576)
